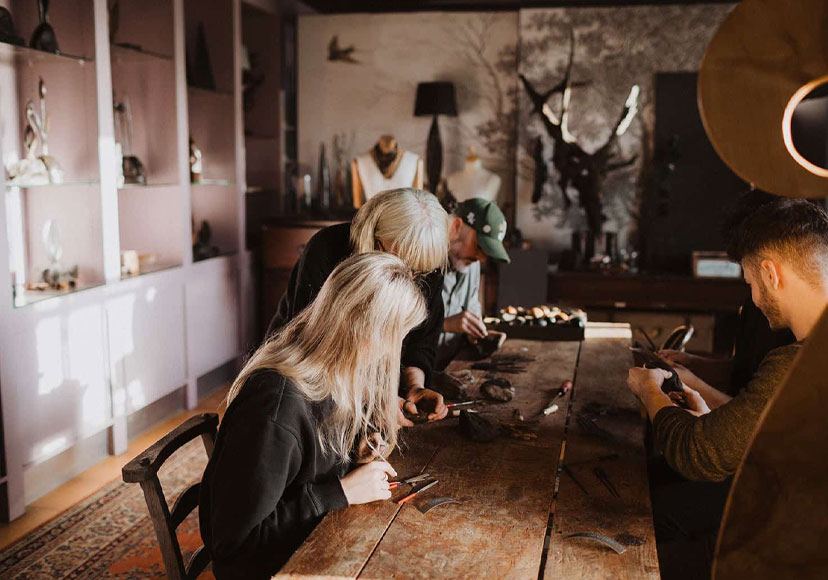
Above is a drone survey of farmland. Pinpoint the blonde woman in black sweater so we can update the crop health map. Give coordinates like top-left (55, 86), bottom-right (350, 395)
top-left (199, 253), bottom-right (427, 579)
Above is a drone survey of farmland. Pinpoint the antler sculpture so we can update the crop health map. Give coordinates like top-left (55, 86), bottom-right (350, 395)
top-left (521, 32), bottom-right (639, 233)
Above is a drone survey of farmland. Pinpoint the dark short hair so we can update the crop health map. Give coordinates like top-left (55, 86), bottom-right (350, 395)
top-left (726, 194), bottom-right (828, 285)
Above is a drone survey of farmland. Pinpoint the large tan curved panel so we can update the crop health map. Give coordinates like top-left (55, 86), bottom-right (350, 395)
top-left (698, 0), bottom-right (828, 197)
top-left (713, 307), bottom-right (828, 580)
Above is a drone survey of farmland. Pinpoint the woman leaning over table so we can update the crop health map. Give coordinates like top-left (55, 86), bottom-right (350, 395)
top-left (199, 252), bottom-right (427, 580)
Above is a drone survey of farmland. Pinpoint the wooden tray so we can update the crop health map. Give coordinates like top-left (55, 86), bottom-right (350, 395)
top-left (489, 322), bottom-right (585, 341)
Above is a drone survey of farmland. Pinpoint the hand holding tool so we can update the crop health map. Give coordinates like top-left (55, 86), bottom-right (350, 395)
top-left (388, 473), bottom-right (432, 489)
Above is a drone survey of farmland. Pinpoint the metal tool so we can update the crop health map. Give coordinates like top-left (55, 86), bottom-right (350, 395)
top-left (564, 533), bottom-right (627, 554)
top-left (388, 473), bottom-right (432, 490)
top-left (397, 480), bottom-right (439, 505)
top-left (562, 465), bottom-right (589, 496)
top-left (593, 466), bottom-right (620, 499)
top-left (446, 401), bottom-right (476, 409)
top-left (418, 497), bottom-right (460, 514)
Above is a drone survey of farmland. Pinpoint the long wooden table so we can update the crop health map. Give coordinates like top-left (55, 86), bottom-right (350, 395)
top-left (274, 323), bottom-right (660, 579)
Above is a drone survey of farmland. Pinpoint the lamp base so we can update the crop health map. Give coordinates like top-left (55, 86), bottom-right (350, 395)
top-left (425, 115), bottom-right (442, 192)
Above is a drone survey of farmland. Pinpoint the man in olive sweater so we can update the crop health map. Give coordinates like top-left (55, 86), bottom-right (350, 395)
top-left (626, 197), bottom-right (828, 578)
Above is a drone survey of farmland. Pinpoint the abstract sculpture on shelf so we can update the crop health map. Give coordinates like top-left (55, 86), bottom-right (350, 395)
top-left (6, 77), bottom-right (63, 185)
top-left (192, 219), bottom-right (219, 262)
top-left (520, 32), bottom-right (639, 234)
top-left (189, 136), bottom-right (203, 183)
top-left (113, 95), bottom-right (146, 185)
top-left (0, 7), bottom-right (24, 45)
top-left (30, 0), bottom-right (59, 53)
top-left (33, 219), bottom-right (78, 291)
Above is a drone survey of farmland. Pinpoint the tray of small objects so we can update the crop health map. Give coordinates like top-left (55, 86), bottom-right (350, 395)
top-left (484, 305), bottom-right (587, 341)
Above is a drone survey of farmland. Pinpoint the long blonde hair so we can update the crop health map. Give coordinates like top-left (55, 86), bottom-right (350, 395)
top-left (227, 253), bottom-right (427, 461)
top-left (350, 188), bottom-right (449, 274)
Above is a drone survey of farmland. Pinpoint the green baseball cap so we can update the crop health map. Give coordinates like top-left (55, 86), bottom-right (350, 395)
top-left (456, 198), bottom-right (511, 263)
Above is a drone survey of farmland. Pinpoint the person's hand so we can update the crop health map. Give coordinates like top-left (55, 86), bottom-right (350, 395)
top-left (444, 310), bottom-right (487, 340)
top-left (487, 330), bottom-right (507, 349)
top-left (670, 385), bottom-right (711, 417)
top-left (669, 361), bottom-right (702, 390)
top-left (658, 349), bottom-right (702, 368)
top-left (626, 367), bottom-right (673, 400)
top-left (404, 387), bottom-right (448, 422)
top-left (397, 397), bottom-right (414, 428)
top-left (355, 433), bottom-right (389, 463)
top-left (340, 460), bottom-right (397, 505)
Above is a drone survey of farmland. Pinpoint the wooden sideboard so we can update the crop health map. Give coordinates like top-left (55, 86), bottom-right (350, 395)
top-left (547, 271), bottom-right (749, 354)
top-left (260, 219), bottom-right (342, 337)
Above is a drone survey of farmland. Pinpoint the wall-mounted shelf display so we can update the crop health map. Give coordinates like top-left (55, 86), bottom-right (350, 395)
top-left (110, 0), bottom-right (182, 271)
top-left (185, 0), bottom-right (239, 262)
top-left (2, 0), bottom-right (102, 308)
top-left (0, 0), bottom-right (250, 523)
top-left (0, 41), bottom-right (92, 66)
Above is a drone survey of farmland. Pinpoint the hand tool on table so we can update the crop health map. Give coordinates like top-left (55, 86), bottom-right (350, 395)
top-left (397, 480), bottom-right (439, 505)
top-left (562, 465), bottom-right (589, 496)
top-left (388, 473), bottom-right (433, 490)
top-left (593, 466), bottom-right (620, 499)
top-left (556, 380), bottom-right (573, 398)
top-left (565, 533), bottom-right (627, 555)
top-left (446, 400), bottom-right (477, 409)
top-left (419, 497), bottom-right (460, 514)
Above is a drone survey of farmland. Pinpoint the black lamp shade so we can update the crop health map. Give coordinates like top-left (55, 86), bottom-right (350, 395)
top-left (414, 82), bottom-right (457, 117)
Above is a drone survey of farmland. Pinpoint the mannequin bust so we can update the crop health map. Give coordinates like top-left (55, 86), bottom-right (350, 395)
top-left (351, 135), bottom-right (424, 208)
top-left (446, 147), bottom-right (501, 203)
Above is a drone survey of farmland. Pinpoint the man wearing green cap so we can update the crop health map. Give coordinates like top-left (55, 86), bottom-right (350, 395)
top-left (437, 198), bottom-right (511, 368)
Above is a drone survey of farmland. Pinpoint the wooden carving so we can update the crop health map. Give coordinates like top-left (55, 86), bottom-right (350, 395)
top-left (520, 33), bottom-right (639, 233)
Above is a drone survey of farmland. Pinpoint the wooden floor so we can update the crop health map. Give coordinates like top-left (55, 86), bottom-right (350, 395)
top-left (0, 386), bottom-right (229, 551)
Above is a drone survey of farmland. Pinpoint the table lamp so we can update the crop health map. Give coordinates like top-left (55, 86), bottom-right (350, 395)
top-left (414, 81), bottom-right (457, 191)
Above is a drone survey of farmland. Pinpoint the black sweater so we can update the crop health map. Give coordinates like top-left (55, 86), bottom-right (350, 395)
top-left (199, 371), bottom-right (349, 579)
top-left (266, 222), bottom-right (444, 385)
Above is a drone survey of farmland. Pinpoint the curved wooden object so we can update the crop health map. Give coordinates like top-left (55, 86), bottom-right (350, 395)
top-left (698, 0), bottom-right (828, 197)
top-left (713, 307), bottom-right (828, 579)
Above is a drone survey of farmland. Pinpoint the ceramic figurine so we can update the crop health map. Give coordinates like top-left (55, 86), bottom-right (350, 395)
top-left (6, 101), bottom-right (50, 185)
top-left (39, 219), bottom-right (78, 290)
top-left (189, 137), bottom-right (203, 183)
top-left (36, 78), bottom-right (63, 183)
top-left (113, 95), bottom-right (146, 185)
top-left (30, 0), bottom-right (59, 53)
top-left (0, 7), bottom-right (24, 45)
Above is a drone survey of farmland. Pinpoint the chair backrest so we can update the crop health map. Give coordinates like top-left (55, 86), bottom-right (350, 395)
top-left (122, 413), bottom-right (219, 580)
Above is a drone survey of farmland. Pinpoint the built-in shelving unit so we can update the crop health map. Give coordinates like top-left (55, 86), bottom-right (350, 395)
top-left (0, 0), bottom-right (252, 522)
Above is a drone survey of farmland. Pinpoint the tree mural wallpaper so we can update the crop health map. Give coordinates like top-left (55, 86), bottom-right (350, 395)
top-left (516, 5), bottom-right (733, 253)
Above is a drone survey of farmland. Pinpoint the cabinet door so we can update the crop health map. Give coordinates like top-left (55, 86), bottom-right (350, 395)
top-left (186, 257), bottom-right (240, 378)
top-left (105, 277), bottom-right (187, 414)
top-left (4, 298), bottom-right (110, 467)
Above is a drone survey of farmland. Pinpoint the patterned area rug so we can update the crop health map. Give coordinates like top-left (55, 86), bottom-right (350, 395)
top-left (0, 440), bottom-right (215, 579)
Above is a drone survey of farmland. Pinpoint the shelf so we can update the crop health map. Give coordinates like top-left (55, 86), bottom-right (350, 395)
top-left (191, 179), bottom-right (235, 187)
top-left (13, 281), bottom-right (105, 309)
top-left (110, 42), bottom-right (173, 64)
top-left (188, 85), bottom-right (234, 98)
top-left (119, 182), bottom-right (179, 190)
top-left (193, 250), bottom-right (237, 264)
top-left (120, 262), bottom-right (181, 281)
top-left (0, 40), bottom-right (92, 66)
top-left (5, 179), bottom-right (99, 190)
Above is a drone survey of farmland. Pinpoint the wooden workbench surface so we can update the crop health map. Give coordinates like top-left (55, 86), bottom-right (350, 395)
top-left (274, 323), bottom-right (660, 580)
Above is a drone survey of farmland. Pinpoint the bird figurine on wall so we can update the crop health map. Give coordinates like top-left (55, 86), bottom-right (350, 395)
top-left (328, 35), bottom-right (358, 64)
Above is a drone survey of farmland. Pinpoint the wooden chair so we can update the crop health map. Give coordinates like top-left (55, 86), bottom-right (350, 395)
top-left (122, 413), bottom-right (219, 580)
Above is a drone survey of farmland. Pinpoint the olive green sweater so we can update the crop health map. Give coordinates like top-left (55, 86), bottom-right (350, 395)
top-left (653, 342), bottom-right (802, 482)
